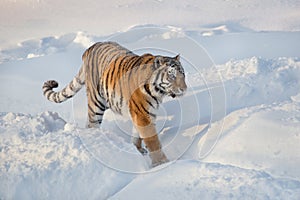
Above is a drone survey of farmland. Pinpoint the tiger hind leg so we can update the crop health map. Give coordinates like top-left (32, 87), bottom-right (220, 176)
top-left (86, 89), bottom-right (107, 128)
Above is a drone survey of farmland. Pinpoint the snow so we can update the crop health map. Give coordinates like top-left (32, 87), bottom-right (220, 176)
top-left (1, 0), bottom-right (300, 49)
top-left (110, 160), bottom-right (300, 200)
top-left (1, 0), bottom-right (300, 199)
top-left (0, 112), bottom-right (134, 199)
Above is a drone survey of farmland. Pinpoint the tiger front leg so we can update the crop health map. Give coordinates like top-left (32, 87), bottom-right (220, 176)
top-left (131, 113), bottom-right (168, 167)
top-left (143, 134), bottom-right (169, 167)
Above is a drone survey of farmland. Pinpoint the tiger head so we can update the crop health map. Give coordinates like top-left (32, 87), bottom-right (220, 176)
top-left (151, 54), bottom-right (187, 98)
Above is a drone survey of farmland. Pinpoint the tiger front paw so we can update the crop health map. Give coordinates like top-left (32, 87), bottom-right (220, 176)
top-left (149, 150), bottom-right (169, 168)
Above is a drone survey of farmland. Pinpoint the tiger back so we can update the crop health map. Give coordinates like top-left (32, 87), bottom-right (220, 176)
top-left (43, 41), bottom-right (187, 167)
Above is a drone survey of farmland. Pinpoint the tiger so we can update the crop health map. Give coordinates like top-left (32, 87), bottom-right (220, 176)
top-left (42, 41), bottom-right (187, 167)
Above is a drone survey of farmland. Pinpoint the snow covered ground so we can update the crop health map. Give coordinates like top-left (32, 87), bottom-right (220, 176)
top-left (1, 0), bottom-right (300, 199)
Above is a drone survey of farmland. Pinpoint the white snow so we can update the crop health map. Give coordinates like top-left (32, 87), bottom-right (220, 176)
top-left (1, 0), bottom-right (300, 199)
top-left (110, 160), bottom-right (300, 200)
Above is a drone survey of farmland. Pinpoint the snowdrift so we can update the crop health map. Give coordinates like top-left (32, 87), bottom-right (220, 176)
top-left (1, 23), bottom-right (300, 199)
top-left (1, 110), bottom-right (300, 199)
top-left (110, 160), bottom-right (300, 200)
top-left (1, 53), bottom-right (300, 199)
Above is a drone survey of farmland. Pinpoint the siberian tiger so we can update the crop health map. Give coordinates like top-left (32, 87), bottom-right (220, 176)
top-left (43, 42), bottom-right (187, 167)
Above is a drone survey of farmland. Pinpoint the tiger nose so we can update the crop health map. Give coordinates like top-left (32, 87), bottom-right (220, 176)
top-left (181, 82), bottom-right (187, 92)
top-left (178, 83), bottom-right (187, 95)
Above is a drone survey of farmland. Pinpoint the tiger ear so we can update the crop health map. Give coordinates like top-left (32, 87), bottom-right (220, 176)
top-left (174, 54), bottom-right (180, 61)
top-left (154, 56), bottom-right (164, 68)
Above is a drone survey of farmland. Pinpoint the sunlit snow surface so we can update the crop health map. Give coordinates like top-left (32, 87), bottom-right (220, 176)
top-left (1, 1), bottom-right (300, 199)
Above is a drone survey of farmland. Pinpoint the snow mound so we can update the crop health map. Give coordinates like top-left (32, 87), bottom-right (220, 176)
top-left (0, 111), bottom-right (82, 174)
top-left (202, 100), bottom-right (300, 179)
top-left (198, 57), bottom-right (300, 112)
top-left (0, 112), bottom-right (134, 200)
top-left (73, 31), bottom-right (95, 48)
top-left (0, 32), bottom-right (91, 63)
top-left (110, 160), bottom-right (300, 200)
top-left (0, 108), bottom-right (299, 199)
top-left (225, 57), bottom-right (300, 111)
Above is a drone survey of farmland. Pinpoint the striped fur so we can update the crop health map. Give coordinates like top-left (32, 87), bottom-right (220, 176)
top-left (42, 42), bottom-right (187, 167)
